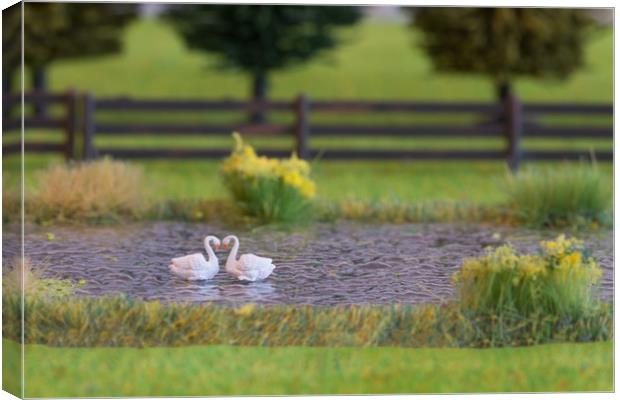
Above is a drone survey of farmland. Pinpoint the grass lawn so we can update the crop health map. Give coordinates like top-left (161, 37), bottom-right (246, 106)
top-left (34, 18), bottom-right (612, 102)
top-left (4, 154), bottom-right (613, 204)
top-left (2, 339), bottom-right (612, 396)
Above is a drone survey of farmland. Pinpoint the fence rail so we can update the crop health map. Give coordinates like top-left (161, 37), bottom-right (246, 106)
top-left (3, 91), bottom-right (612, 170)
top-left (2, 91), bottom-right (77, 160)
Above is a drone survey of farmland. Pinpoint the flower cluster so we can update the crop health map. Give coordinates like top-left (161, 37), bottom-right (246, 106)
top-left (539, 235), bottom-right (602, 284)
top-left (453, 235), bottom-right (601, 285)
top-left (220, 132), bottom-right (316, 222)
top-left (452, 234), bottom-right (602, 317)
top-left (221, 132), bottom-right (315, 198)
top-left (453, 245), bottom-right (546, 285)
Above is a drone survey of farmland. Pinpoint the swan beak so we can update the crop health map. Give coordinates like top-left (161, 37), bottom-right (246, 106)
top-left (214, 244), bottom-right (221, 250)
top-left (223, 244), bottom-right (228, 250)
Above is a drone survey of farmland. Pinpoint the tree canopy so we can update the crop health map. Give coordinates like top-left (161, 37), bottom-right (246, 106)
top-left (412, 8), bottom-right (594, 98)
top-left (166, 5), bottom-right (361, 77)
top-left (3, 3), bottom-right (137, 73)
top-left (165, 4), bottom-right (362, 120)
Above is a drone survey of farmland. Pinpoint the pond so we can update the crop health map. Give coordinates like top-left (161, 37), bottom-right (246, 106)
top-left (2, 221), bottom-right (613, 306)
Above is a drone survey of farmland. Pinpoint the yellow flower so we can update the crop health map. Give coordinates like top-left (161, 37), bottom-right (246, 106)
top-left (563, 251), bottom-right (582, 266)
top-left (299, 180), bottom-right (316, 198)
top-left (541, 234), bottom-right (583, 258)
top-left (518, 255), bottom-right (546, 279)
top-left (282, 169), bottom-right (304, 188)
top-left (222, 132), bottom-right (317, 198)
top-left (235, 303), bottom-right (256, 316)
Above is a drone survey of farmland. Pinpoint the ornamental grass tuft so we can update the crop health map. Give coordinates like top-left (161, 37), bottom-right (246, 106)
top-left (29, 157), bottom-right (146, 223)
top-left (452, 235), bottom-right (603, 320)
top-left (221, 132), bottom-right (316, 223)
top-left (505, 163), bottom-right (609, 227)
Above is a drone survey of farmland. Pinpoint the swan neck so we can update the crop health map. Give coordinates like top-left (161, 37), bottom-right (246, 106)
top-left (227, 236), bottom-right (239, 264)
top-left (204, 237), bottom-right (216, 261)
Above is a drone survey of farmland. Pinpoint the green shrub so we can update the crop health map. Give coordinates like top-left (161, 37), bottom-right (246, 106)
top-left (505, 163), bottom-right (609, 227)
top-left (221, 133), bottom-right (316, 223)
top-left (452, 235), bottom-right (603, 320)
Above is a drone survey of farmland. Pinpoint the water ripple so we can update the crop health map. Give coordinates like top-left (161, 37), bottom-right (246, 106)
top-left (2, 221), bottom-right (613, 306)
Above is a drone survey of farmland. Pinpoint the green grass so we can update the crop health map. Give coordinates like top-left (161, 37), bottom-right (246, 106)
top-left (4, 154), bottom-right (613, 206)
top-left (38, 19), bottom-right (612, 102)
top-left (2, 339), bottom-right (612, 396)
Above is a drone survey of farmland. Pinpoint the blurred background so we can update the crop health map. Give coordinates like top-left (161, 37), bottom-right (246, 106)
top-left (2, 4), bottom-right (613, 204)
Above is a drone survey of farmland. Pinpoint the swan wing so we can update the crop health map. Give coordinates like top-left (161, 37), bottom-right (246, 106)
top-left (170, 264), bottom-right (198, 280)
top-left (171, 253), bottom-right (208, 270)
top-left (255, 263), bottom-right (275, 280)
top-left (170, 254), bottom-right (218, 280)
top-left (239, 253), bottom-right (272, 268)
top-left (236, 254), bottom-right (275, 281)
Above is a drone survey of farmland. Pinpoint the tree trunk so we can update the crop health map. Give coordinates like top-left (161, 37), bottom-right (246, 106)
top-left (250, 71), bottom-right (268, 123)
top-left (3, 70), bottom-right (12, 94)
top-left (492, 79), bottom-right (513, 124)
top-left (496, 80), bottom-right (512, 102)
top-left (32, 66), bottom-right (47, 116)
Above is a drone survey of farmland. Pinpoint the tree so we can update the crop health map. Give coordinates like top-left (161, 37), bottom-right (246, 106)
top-left (165, 4), bottom-right (362, 122)
top-left (2, 3), bottom-right (137, 113)
top-left (411, 8), bottom-right (594, 100)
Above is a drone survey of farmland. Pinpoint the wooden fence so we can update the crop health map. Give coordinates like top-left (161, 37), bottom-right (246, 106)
top-left (3, 91), bottom-right (613, 171)
top-left (82, 94), bottom-right (303, 160)
top-left (2, 91), bottom-right (77, 160)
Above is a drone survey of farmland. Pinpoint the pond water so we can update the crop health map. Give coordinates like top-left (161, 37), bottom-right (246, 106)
top-left (2, 221), bottom-right (613, 306)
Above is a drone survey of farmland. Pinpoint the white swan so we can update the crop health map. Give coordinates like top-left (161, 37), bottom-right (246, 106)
top-left (222, 235), bottom-right (275, 281)
top-left (169, 235), bottom-right (221, 280)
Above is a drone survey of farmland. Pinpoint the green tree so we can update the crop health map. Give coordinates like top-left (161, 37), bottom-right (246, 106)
top-left (2, 3), bottom-right (136, 113)
top-left (165, 4), bottom-right (362, 122)
top-left (411, 8), bottom-right (594, 100)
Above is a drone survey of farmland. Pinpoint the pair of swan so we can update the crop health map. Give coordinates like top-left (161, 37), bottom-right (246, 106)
top-left (169, 235), bottom-right (275, 282)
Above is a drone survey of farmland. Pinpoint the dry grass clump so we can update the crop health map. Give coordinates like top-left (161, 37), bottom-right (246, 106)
top-left (30, 158), bottom-right (146, 222)
top-left (3, 257), bottom-right (40, 295)
top-left (2, 257), bottom-right (81, 298)
top-left (3, 186), bottom-right (20, 223)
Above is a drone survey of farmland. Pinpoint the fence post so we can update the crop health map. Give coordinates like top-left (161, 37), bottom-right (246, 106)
top-left (295, 94), bottom-right (310, 159)
top-left (82, 93), bottom-right (96, 160)
top-left (64, 89), bottom-right (77, 161)
top-left (505, 94), bottom-right (523, 172)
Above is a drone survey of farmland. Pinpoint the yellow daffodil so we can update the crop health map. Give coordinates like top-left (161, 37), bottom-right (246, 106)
top-left (222, 132), bottom-right (316, 199)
